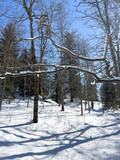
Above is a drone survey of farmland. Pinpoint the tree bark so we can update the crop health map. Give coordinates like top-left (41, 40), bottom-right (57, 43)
top-left (23, 0), bottom-right (39, 123)
top-left (85, 99), bottom-right (87, 110)
top-left (33, 75), bottom-right (39, 123)
top-left (0, 78), bottom-right (6, 111)
top-left (88, 100), bottom-right (90, 113)
top-left (23, 76), bottom-right (26, 101)
top-left (104, 0), bottom-right (118, 75)
top-left (61, 86), bottom-right (64, 111)
top-left (30, 18), bottom-right (39, 123)
top-left (81, 99), bottom-right (83, 115)
top-left (91, 101), bottom-right (94, 109)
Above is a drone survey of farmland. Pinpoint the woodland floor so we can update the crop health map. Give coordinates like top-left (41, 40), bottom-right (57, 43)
top-left (0, 96), bottom-right (120, 160)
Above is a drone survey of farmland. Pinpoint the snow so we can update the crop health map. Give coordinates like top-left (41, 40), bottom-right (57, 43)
top-left (0, 97), bottom-right (120, 160)
top-left (90, 79), bottom-right (96, 85)
top-left (0, 77), bottom-right (5, 80)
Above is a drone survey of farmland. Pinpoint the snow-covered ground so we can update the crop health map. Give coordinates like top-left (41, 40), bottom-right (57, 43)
top-left (0, 97), bottom-right (120, 160)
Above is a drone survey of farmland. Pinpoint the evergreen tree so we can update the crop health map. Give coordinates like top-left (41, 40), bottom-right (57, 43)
top-left (63, 32), bottom-right (81, 102)
top-left (19, 47), bottom-right (30, 65)
top-left (0, 23), bottom-right (20, 107)
top-left (101, 82), bottom-right (117, 110)
top-left (0, 23), bottom-right (19, 68)
top-left (19, 48), bottom-right (31, 98)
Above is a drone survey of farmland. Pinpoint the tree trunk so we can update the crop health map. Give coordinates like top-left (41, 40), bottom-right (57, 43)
top-left (30, 17), bottom-right (39, 123)
top-left (33, 75), bottom-right (39, 123)
top-left (33, 96), bottom-right (38, 123)
top-left (70, 81), bottom-right (74, 102)
top-left (88, 100), bottom-right (90, 113)
top-left (85, 99), bottom-right (87, 110)
top-left (23, 76), bottom-right (26, 101)
top-left (102, 102), bottom-right (105, 114)
top-left (0, 78), bottom-right (6, 111)
top-left (91, 100), bottom-right (94, 109)
top-left (21, 0), bottom-right (39, 123)
top-left (104, 0), bottom-right (118, 76)
top-left (61, 86), bottom-right (64, 111)
top-left (61, 104), bottom-right (64, 111)
top-left (81, 99), bottom-right (83, 115)
top-left (27, 76), bottom-right (31, 108)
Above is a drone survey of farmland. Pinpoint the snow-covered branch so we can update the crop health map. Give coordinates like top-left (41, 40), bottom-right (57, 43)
top-left (2, 64), bottom-right (120, 83)
top-left (2, 62), bottom-right (120, 83)
top-left (97, 77), bottom-right (120, 83)
top-left (20, 15), bottom-right (120, 83)
top-left (23, 36), bottom-right (105, 62)
top-left (0, 64), bottom-right (100, 81)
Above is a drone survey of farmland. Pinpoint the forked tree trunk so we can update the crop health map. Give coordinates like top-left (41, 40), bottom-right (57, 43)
top-left (22, 0), bottom-right (39, 123)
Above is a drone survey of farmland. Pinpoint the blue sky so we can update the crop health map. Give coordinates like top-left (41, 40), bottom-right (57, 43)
top-left (0, 0), bottom-right (92, 39)
top-left (66, 0), bottom-right (93, 38)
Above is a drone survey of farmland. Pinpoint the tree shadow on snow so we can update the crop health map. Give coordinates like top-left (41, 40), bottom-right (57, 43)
top-left (0, 121), bottom-right (120, 160)
top-left (0, 121), bottom-right (32, 129)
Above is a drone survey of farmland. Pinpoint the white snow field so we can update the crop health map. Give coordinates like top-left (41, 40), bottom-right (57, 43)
top-left (0, 97), bottom-right (120, 160)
